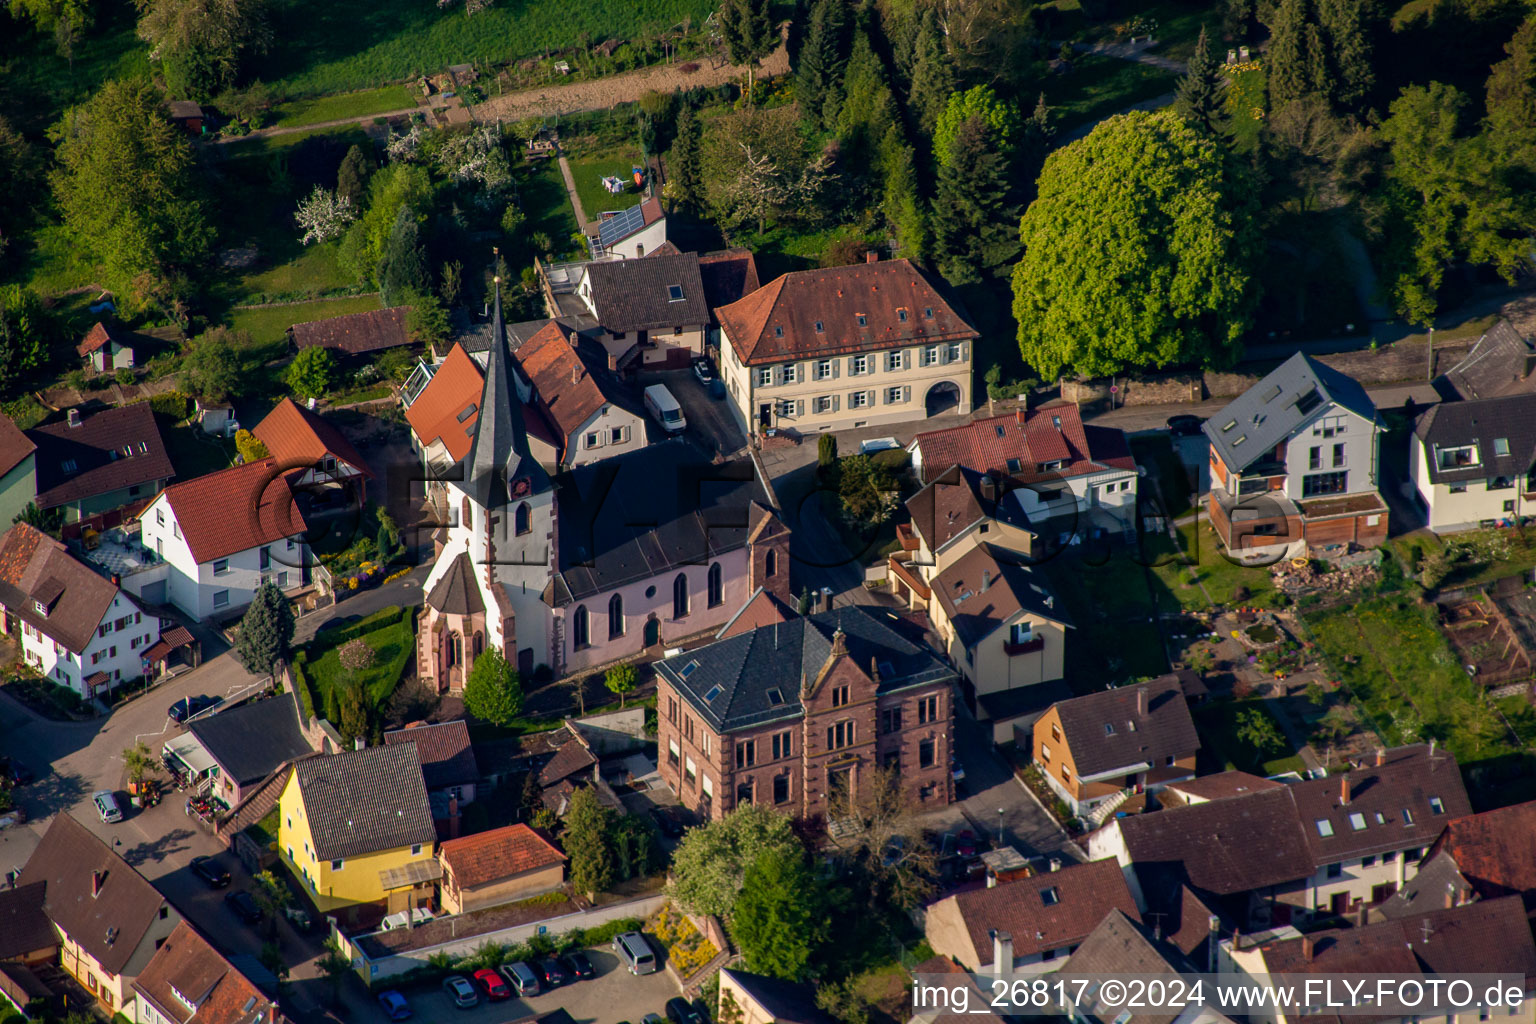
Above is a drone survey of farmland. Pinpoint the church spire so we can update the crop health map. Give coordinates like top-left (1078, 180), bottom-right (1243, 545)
top-left (464, 265), bottom-right (545, 508)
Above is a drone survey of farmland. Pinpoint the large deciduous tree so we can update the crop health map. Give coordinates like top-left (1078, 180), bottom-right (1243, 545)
top-left (179, 326), bottom-right (248, 403)
top-left (933, 85), bottom-right (1018, 169)
top-left (49, 79), bottom-right (213, 305)
top-left (135, 0), bottom-right (273, 99)
top-left (731, 849), bottom-right (829, 980)
top-left (1011, 109), bottom-right (1261, 380)
top-left (0, 287), bottom-right (48, 391)
top-left (666, 803), bottom-right (801, 918)
top-left (462, 647), bottom-right (523, 726)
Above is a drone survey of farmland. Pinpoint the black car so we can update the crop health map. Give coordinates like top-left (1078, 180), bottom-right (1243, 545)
top-left (533, 957), bottom-right (567, 987)
top-left (665, 997), bottom-right (705, 1024)
top-left (224, 890), bottom-right (262, 924)
top-left (561, 950), bottom-right (595, 980)
top-left (191, 856), bottom-right (231, 888)
top-left (1167, 414), bottom-right (1205, 436)
top-left (168, 695), bottom-right (218, 723)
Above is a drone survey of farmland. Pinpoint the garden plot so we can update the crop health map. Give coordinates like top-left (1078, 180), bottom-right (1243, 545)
top-left (1438, 593), bottom-right (1533, 689)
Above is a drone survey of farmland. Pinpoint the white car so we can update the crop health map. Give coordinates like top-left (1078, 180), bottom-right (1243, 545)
top-left (93, 790), bottom-right (123, 824)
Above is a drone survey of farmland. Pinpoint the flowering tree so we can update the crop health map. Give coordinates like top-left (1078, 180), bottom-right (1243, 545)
top-left (436, 124), bottom-right (511, 198)
top-left (294, 186), bottom-right (354, 245)
top-left (338, 638), bottom-right (376, 673)
top-left (385, 123), bottom-right (423, 163)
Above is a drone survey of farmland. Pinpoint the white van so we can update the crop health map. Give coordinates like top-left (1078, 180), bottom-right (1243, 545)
top-left (643, 384), bottom-right (687, 434)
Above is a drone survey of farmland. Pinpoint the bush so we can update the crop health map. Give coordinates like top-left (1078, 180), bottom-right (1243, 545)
top-left (870, 448), bottom-right (910, 473)
top-left (114, 367), bottom-right (135, 386)
top-left (148, 390), bottom-right (194, 420)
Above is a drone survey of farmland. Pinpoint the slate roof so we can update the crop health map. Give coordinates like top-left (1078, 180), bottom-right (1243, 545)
top-left (0, 415), bottom-right (35, 479)
top-left (1050, 680), bottom-right (1199, 780)
top-left (912, 405), bottom-right (1137, 486)
top-left (548, 444), bottom-right (772, 602)
top-left (1114, 785), bottom-right (1314, 895)
top-left (1423, 798), bottom-right (1536, 903)
top-left (187, 692), bottom-right (312, 786)
top-left (0, 522), bottom-right (123, 652)
top-left (438, 823), bottom-right (566, 889)
top-left (134, 921), bottom-right (277, 1024)
top-left (0, 881), bottom-right (54, 959)
top-left (583, 252), bottom-right (708, 332)
top-left (464, 282), bottom-right (550, 509)
top-left (253, 399), bottom-right (373, 479)
top-left (656, 605), bottom-right (955, 733)
top-left (405, 344), bottom-right (483, 463)
top-left (1202, 353), bottom-right (1377, 474)
top-left (290, 744), bottom-right (436, 861)
top-left (1164, 770), bottom-right (1282, 804)
top-left (1438, 320), bottom-right (1536, 401)
top-left (720, 968), bottom-right (835, 1024)
top-left (383, 720), bottom-right (480, 790)
top-left (154, 459), bottom-right (306, 564)
top-left (1291, 744), bottom-right (1469, 864)
top-left (424, 552), bottom-right (483, 615)
top-left (290, 306), bottom-right (412, 354)
top-left (1065, 910), bottom-right (1191, 1024)
top-left (716, 257), bottom-right (977, 365)
top-left (932, 858), bottom-right (1140, 963)
top-left (30, 403), bottom-right (174, 510)
top-left (931, 544), bottom-right (1067, 650)
top-left (1412, 393), bottom-right (1536, 486)
top-left (17, 813), bottom-right (170, 975)
top-left (697, 248), bottom-right (761, 317)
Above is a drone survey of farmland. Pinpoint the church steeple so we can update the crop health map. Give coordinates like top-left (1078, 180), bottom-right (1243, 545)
top-left (465, 270), bottom-right (547, 508)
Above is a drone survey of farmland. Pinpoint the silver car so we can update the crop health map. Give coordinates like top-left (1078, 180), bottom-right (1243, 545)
top-left (442, 975), bottom-right (478, 1009)
top-left (93, 790), bottom-right (122, 823)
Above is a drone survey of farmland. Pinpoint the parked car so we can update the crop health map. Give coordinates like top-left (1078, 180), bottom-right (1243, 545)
top-left (442, 975), bottom-right (478, 1009)
top-left (472, 968), bottom-right (510, 1001)
top-left (93, 790), bottom-right (122, 824)
top-left (168, 695), bottom-right (218, 723)
top-left (612, 931), bottom-right (659, 975)
top-left (955, 829), bottom-right (978, 859)
top-left (377, 991), bottom-right (412, 1021)
top-left (561, 950), bottom-right (595, 980)
top-left (190, 856), bottom-right (230, 888)
top-left (691, 356), bottom-right (715, 385)
top-left (283, 904), bottom-right (314, 932)
top-left (1167, 414), bottom-right (1205, 436)
top-left (224, 890), bottom-right (261, 925)
top-left (534, 956), bottom-right (567, 987)
top-left (666, 998), bottom-right (706, 1024)
top-left (499, 961), bottom-right (540, 998)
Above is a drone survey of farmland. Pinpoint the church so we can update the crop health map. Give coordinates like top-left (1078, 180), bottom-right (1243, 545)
top-left (416, 281), bottom-right (792, 690)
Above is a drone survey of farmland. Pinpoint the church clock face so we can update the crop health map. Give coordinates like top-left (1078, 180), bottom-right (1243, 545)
top-left (512, 477), bottom-right (531, 497)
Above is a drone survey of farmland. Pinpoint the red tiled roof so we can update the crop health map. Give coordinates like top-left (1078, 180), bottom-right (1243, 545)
top-left (134, 921), bottom-right (280, 1024)
top-left (290, 306), bottom-right (412, 354)
top-left (516, 320), bottom-right (610, 450)
top-left (0, 415), bottom-right (36, 479)
top-left (405, 344), bottom-right (482, 462)
top-left (912, 405), bottom-right (1137, 485)
top-left (77, 321), bottom-right (121, 357)
top-left (935, 857), bottom-right (1139, 963)
top-left (717, 587), bottom-right (794, 639)
top-left (715, 258), bottom-right (976, 365)
top-left (253, 398), bottom-right (374, 479)
top-left (1430, 800), bottom-right (1536, 901)
top-left (152, 459), bottom-right (306, 563)
top-left (438, 823), bottom-right (566, 889)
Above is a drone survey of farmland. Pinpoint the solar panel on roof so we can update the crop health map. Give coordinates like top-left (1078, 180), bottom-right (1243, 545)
top-left (597, 204), bottom-right (647, 248)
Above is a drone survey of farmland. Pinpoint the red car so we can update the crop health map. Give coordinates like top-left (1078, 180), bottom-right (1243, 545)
top-left (473, 968), bottom-right (510, 1001)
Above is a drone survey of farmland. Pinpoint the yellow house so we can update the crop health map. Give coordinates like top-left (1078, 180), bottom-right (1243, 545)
top-left (277, 743), bottom-right (439, 915)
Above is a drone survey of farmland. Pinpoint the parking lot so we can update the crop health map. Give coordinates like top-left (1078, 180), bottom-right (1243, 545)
top-left (370, 946), bottom-right (683, 1024)
top-left (639, 367), bottom-right (746, 461)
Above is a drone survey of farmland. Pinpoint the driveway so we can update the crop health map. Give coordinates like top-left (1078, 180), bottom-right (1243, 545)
top-left (636, 367), bottom-right (747, 461)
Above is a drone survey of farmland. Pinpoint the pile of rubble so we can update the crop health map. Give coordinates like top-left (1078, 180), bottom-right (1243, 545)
top-left (1271, 557), bottom-right (1380, 596)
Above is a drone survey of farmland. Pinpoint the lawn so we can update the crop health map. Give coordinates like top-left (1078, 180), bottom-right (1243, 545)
top-left (1043, 55), bottom-right (1180, 134)
top-left (1, 0), bottom-right (152, 134)
top-left (1047, 554), bottom-right (1172, 687)
top-left (161, 419), bottom-right (236, 478)
top-left (565, 146), bottom-right (647, 225)
top-left (1194, 699), bottom-right (1308, 776)
top-left (272, 85), bottom-right (418, 128)
top-left (1302, 594), bottom-right (1536, 767)
top-left (1223, 63), bottom-right (1267, 152)
top-left (296, 606), bottom-right (415, 714)
top-left (514, 160), bottom-right (586, 263)
top-left (227, 295), bottom-right (383, 357)
top-left (1150, 520), bottom-right (1282, 611)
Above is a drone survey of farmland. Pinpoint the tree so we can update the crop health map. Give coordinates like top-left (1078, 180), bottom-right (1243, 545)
top-left (135, 0), bottom-right (273, 98)
top-left (257, 942), bottom-right (290, 989)
top-left (337, 678), bottom-right (369, 744)
top-left (463, 647), bottom-right (523, 726)
top-left (316, 937), bottom-right (351, 1006)
top-left (180, 327), bottom-right (246, 403)
top-left (731, 848), bottom-right (829, 979)
top-left (0, 286), bottom-right (48, 391)
top-left (1266, 0), bottom-right (1313, 107)
top-left (817, 432), bottom-right (837, 470)
top-left (9, 0), bottom-right (93, 59)
top-left (1316, 0), bottom-right (1380, 112)
top-left (1175, 27), bottom-right (1230, 136)
top-left (440, 259), bottom-right (463, 307)
top-left (50, 79), bottom-right (213, 303)
top-left (1012, 109), bottom-right (1261, 380)
top-left (335, 143), bottom-right (376, 207)
top-left (13, 503), bottom-right (64, 535)
top-left (719, 0), bottom-right (777, 105)
top-left (402, 289), bottom-right (449, 346)
top-left (234, 580), bottom-right (295, 676)
top-left (251, 869), bottom-right (291, 939)
top-left (337, 163), bottom-right (433, 285)
top-left (123, 741), bottom-right (155, 787)
top-left (604, 663), bottom-right (637, 708)
top-left (824, 766), bottom-right (939, 912)
top-left (1236, 706), bottom-right (1284, 751)
top-left (795, 0), bottom-right (850, 130)
top-left (295, 187), bottom-right (354, 246)
top-left (837, 454), bottom-right (898, 526)
top-left (564, 787), bottom-right (614, 897)
top-left (933, 86), bottom-right (1019, 169)
top-left (667, 803), bottom-right (800, 917)
top-left (511, 117), bottom-right (543, 149)
top-left (879, 125), bottom-right (927, 261)
top-left (285, 345), bottom-right (336, 400)
top-left (1487, 15), bottom-right (1536, 145)
top-left (906, 10), bottom-right (956, 136)
top-left (666, 105), bottom-right (704, 214)
top-left (233, 428), bottom-right (269, 463)
top-left (377, 207), bottom-right (430, 306)
top-left (932, 116), bottom-right (1020, 285)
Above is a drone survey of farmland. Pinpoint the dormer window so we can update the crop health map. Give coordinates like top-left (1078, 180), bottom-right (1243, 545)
top-left (923, 308), bottom-right (934, 319)
top-left (995, 425), bottom-right (1006, 438)
top-left (1437, 445), bottom-right (1480, 470)
top-left (814, 321), bottom-right (824, 333)
top-left (667, 285), bottom-right (685, 302)
top-left (32, 600), bottom-right (47, 616)
top-left (1040, 886), bottom-right (1060, 906)
top-left (1006, 458), bottom-right (1022, 473)
top-left (856, 315), bottom-right (867, 327)
top-left (1104, 723), bottom-right (1115, 736)
top-left (898, 309), bottom-right (908, 322)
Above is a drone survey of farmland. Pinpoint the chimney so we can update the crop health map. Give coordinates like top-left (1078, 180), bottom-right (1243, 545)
top-left (1137, 686), bottom-right (1147, 717)
top-left (1207, 915), bottom-right (1221, 973)
top-left (981, 570), bottom-right (992, 592)
top-left (865, 251), bottom-right (879, 264)
top-left (1340, 774), bottom-right (1351, 806)
top-left (979, 475), bottom-right (997, 502)
top-left (1445, 886), bottom-right (1455, 910)
top-left (1376, 747), bottom-right (1386, 767)
top-left (992, 931), bottom-right (1013, 975)
top-left (1429, 737), bottom-right (1437, 756)
top-left (1049, 857), bottom-right (1062, 872)
top-left (1302, 936), bottom-right (1315, 962)
top-left (91, 870), bottom-right (105, 898)
top-left (67, 408), bottom-right (82, 428)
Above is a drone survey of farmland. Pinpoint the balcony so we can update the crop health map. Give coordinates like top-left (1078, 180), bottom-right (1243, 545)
top-left (895, 523), bottom-right (920, 552)
top-left (887, 556), bottom-right (930, 601)
top-left (1004, 636), bottom-right (1045, 656)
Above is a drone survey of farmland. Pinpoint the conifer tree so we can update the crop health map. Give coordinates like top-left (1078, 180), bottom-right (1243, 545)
top-left (796, 0), bottom-right (850, 130)
top-left (932, 116), bottom-right (1020, 284)
top-left (1267, 0), bottom-right (1312, 106)
top-left (234, 581), bottom-right (295, 677)
top-left (906, 10), bottom-right (955, 135)
top-left (1317, 0), bottom-right (1379, 111)
top-left (1175, 27), bottom-right (1231, 136)
top-left (667, 104), bottom-right (704, 213)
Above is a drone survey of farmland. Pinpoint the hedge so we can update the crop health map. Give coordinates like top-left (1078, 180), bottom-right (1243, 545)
top-left (311, 605), bottom-right (409, 650)
top-left (367, 916), bottom-right (645, 993)
top-left (145, 391), bottom-right (194, 420)
top-left (290, 652), bottom-right (318, 721)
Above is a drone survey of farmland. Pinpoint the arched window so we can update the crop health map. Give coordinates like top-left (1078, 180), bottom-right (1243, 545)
top-left (573, 605), bottom-right (589, 649)
top-left (472, 632), bottom-right (484, 657)
top-left (460, 498), bottom-right (472, 532)
top-left (514, 502), bottom-right (531, 536)
top-left (765, 548), bottom-right (778, 578)
top-left (608, 593), bottom-right (624, 639)
top-left (707, 562), bottom-right (723, 608)
top-left (673, 573), bottom-right (689, 619)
